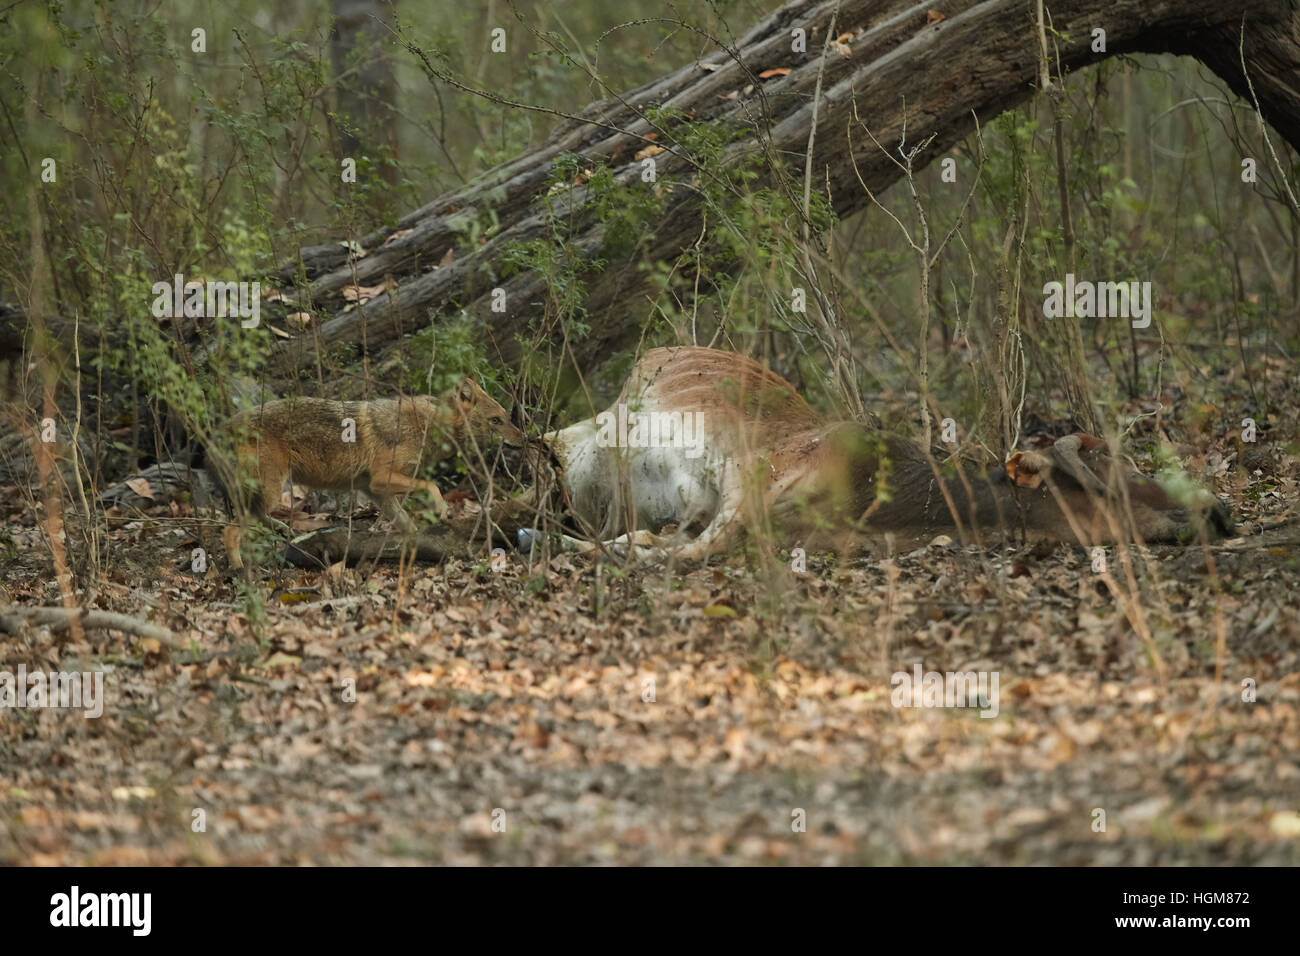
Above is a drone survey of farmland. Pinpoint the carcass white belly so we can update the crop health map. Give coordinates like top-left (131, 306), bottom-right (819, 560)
top-left (547, 416), bottom-right (730, 538)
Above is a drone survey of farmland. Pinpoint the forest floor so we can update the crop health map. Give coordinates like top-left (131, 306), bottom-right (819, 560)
top-left (2, 453), bottom-right (1298, 864)
top-left (3, 347), bottom-right (1300, 865)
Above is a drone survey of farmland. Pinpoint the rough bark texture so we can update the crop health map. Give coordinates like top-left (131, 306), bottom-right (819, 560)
top-left (265, 0), bottom-right (1300, 377)
top-left (330, 0), bottom-right (399, 184)
top-left (282, 521), bottom-right (509, 568)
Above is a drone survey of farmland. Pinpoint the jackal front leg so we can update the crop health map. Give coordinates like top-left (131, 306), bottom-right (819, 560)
top-left (368, 467), bottom-right (449, 522)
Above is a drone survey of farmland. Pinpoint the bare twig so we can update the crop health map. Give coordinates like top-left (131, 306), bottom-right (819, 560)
top-left (0, 606), bottom-right (183, 649)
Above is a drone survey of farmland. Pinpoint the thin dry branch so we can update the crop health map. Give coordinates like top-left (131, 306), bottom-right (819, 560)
top-left (0, 606), bottom-right (183, 649)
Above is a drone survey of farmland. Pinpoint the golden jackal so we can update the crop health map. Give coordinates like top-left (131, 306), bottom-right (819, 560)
top-left (219, 379), bottom-right (524, 570)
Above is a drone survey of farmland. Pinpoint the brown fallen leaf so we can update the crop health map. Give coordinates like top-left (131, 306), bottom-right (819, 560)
top-left (634, 144), bottom-right (665, 161)
top-left (111, 786), bottom-right (156, 802)
top-left (262, 651), bottom-right (302, 669)
top-left (758, 67), bottom-right (792, 79)
top-left (341, 282), bottom-right (393, 303)
top-left (288, 514), bottom-right (332, 532)
top-left (927, 10), bottom-right (946, 24)
top-left (19, 806), bottom-right (53, 825)
top-left (723, 727), bottom-right (747, 761)
top-left (125, 477), bottom-right (154, 500)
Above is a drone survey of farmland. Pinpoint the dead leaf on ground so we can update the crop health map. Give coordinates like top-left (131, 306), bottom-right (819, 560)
top-left (124, 478), bottom-right (154, 500)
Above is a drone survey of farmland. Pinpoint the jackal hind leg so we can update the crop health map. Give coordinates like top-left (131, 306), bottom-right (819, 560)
top-left (221, 457), bottom-right (290, 572)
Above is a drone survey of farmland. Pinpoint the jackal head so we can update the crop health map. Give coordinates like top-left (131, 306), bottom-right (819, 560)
top-left (451, 378), bottom-right (526, 448)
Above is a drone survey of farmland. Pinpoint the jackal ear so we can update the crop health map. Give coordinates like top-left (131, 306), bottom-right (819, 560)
top-left (457, 378), bottom-right (477, 403)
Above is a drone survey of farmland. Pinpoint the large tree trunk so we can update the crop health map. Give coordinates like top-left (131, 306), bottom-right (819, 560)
top-left (268, 0), bottom-right (1300, 378)
top-left (330, 0), bottom-right (399, 186)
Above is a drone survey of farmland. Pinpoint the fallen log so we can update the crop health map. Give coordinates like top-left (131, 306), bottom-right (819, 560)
top-left (281, 519), bottom-right (512, 568)
top-left (256, 0), bottom-right (1300, 378)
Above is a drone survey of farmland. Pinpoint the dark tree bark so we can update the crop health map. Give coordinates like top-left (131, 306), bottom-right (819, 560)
top-left (284, 527), bottom-right (470, 568)
top-left (268, 0), bottom-right (1300, 378)
top-left (330, 0), bottom-right (399, 185)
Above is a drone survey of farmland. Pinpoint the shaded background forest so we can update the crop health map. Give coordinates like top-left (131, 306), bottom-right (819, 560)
top-left (3, 0), bottom-right (1297, 447)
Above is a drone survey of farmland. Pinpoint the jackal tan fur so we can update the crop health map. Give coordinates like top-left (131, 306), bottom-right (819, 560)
top-left (221, 379), bottom-right (523, 570)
